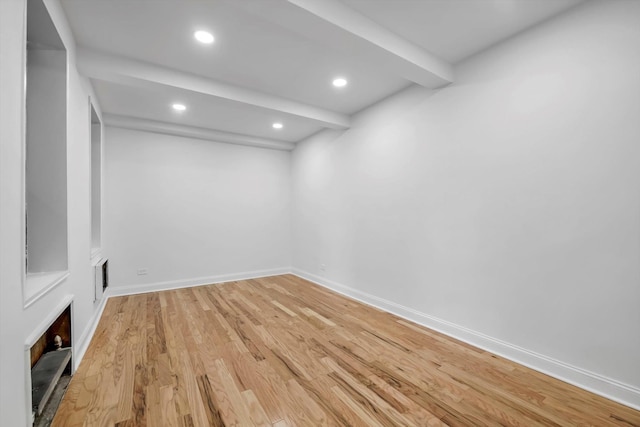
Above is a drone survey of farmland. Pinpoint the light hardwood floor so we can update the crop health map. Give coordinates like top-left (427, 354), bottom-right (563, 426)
top-left (53, 275), bottom-right (640, 426)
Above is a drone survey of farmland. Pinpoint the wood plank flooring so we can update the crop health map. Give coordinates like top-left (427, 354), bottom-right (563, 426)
top-left (53, 274), bottom-right (640, 426)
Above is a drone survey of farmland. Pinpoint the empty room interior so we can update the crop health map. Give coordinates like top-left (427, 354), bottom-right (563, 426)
top-left (1, 0), bottom-right (640, 425)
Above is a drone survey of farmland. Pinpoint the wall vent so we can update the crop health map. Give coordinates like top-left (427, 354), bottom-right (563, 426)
top-left (94, 258), bottom-right (108, 302)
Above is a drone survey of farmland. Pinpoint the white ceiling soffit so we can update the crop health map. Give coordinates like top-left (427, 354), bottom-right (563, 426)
top-left (61, 0), bottom-right (585, 150)
top-left (104, 114), bottom-right (295, 151)
top-left (76, 49), bottom-right (350, 130)
top-left (91, 79), bottom-right (323, 143)
top-left (285, 0), bottom-right (453, 88)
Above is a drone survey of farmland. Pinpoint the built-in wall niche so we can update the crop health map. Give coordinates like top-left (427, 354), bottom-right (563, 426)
top-left (24, 0), bottom-right (69, 305)
top-left (90, 102), bottom-right (102, 253)
top-left (29, 303), bottom-right (72, 422)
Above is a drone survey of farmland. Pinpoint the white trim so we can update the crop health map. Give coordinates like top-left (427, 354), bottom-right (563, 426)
top-left (23, 271), bottom-right (69, 309)
top-left (73, 293), bottom-right (109, 371)
top-left (24, 294), bottom-right (73, 349)
top-left (24, 350), bottom-right (34, 426)
top-left (90, 248), bottom-right (102, 261)
top-left (90, 250), bottom-right (103, 266)
top-left (107, 267), bottom-right (291, 297)
top-left (19, 1), bottom-right (29, 422)
top-left (19, 0), bottom-right (27, 321)
top-left (291, 268), bottom-right (640, 411)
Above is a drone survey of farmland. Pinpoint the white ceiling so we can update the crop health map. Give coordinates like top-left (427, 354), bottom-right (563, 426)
top-left (59, 0), bottom-right (584, 150)
top-left (342, 0), bottom-right (584, 63)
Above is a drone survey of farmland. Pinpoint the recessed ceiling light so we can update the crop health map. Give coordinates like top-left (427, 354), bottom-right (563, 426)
top-left (332, 77), bottom-right (348, 88)
top-left (272, 122), bottom-right (283, 129)
top-left (194, 30), bottom-right (214, 44)
top-left (172, 103), bottom-right (186, 111)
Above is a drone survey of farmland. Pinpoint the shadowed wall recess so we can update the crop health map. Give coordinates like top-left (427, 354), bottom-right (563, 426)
top-left (24, 0), bottom-right (68, 303)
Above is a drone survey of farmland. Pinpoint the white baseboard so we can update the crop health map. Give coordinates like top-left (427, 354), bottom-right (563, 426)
top-left (291, 268), bottom-right (640, 411)
top-left (73, 294), bottom-right (109, 372)
top-left (108, 267), bottom-right (291, 297)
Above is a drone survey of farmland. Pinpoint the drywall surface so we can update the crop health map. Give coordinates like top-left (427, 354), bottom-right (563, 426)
top-left (292, 0), bottom-right (640, 402)
top-left (0, 1), bottom-right (29, 424)
top-left (1, 0), bottom-right (106, 424)
top-left (103, 127), bottom-right (292, 289)
top-left (25, 48), bottom-right (68, 273)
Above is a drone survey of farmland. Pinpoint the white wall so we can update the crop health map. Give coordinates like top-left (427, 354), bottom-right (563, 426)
top-left (104, 127), bottom-right (292, 291)
top-left (1, 0), bottom-right (106, 425)
top-left (292, 0), bottom-right (640, 407)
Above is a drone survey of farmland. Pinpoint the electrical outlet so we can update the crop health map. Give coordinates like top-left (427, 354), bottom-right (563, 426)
top-left (137, 268), bottom-right (148, 275)
top-left (320, 264), bottom-right (326, 272)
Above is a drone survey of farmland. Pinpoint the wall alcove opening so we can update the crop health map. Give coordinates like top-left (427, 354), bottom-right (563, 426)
top-left (24, 0), bottom-right (69, 305)
top-left (29, 304), bottom-right (72, 424)
top-left (90, 102), bottom-right (102, 254)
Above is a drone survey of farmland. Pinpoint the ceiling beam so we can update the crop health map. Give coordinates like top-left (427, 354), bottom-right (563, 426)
top-left (104, 114), bottom-right (296, 151)
top-left (286, 0), bottom-right (454, 88)
top-left (77, 49), bottom-right (350, 130)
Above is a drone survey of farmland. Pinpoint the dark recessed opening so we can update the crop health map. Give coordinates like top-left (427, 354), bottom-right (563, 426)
top-left (30, 305), bottom-right (72, 422)
top-left (102, 259), bottom-right (109, 292)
